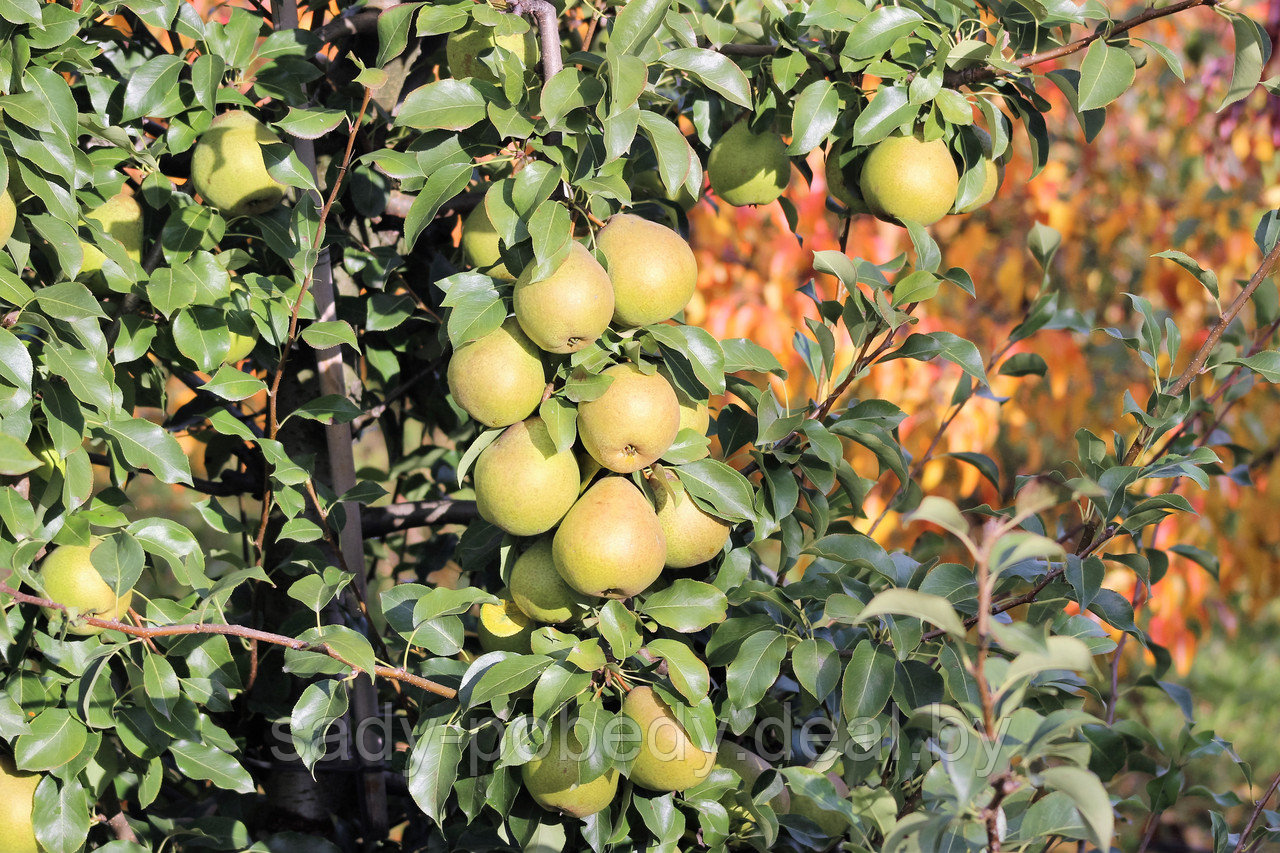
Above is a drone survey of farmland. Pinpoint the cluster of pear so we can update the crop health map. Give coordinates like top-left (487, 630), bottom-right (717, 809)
top-left (448, 211), bottom-right (739, 814)
top-left (826, 128), bottom-right (1005, 226)
top-left (702, 117), bottom-right (1005, 227)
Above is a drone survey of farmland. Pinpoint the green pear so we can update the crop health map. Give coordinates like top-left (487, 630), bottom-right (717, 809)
top-left (577, 363), bottom-right (680, 473)
top-left (631, 168), bottom-right (699, 211)
top-left (858, 134), bottom-right (959, 227)
top-left (552, 477), bottom-right (666, 598)
top-left (191, 111), bottom-right (286, 218)
top-left (509, 539), bottom-right (587, 623)
top-left (447, 318), bottom-right (546, 428)
top-left (678, 396), bottom-right (710, 437)
top-left (596, 213), bottom-right (698, 328)
top-left (460, 202), bottom-right (514, 280)
top-left (621, 686), bottom-right (714, 792)
top-left (648, 469), bottom-right (731, 568)
top-left (707, 122), bottom-right (790, 207)
top-left (223, 279), bottom-right (259, 365)
top-left (0, 756), bottom-right (39, 853)
top-left (790, 774), bottom-right (851, 842)
top-left (824, 137), bottom-right (870, 214)
top-left (716, 741), bottom-right (791, 813)
top-left (522, 717), bottom-right (619, 818)
top-left (0, 188), bottom-right (15, 246)
top-left (473, 418), bottom-right (580, 536)
top-left (476, 593), bottom-right (536, 653)
top-left (80, 193), bottom-right (144, 288)
top-left (953, 127), bottom-right (1005, 214)
top-left (446, 22), bottom-right (535, 83)
top-left (513, 242), bottom-right (614, 354)
top-left (38, 540), bottom-right (135, 635)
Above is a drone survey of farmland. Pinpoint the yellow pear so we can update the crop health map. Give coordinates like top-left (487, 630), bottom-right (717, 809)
top-left (447, 318), bottom-right (546, 428)
top-left (648, 470), bottom-right (731, 568)
top-left (577, 363), bottom-right (679, 473)
top-left (552, 477), bottom-right (666, 598)
top-left (473, 418), bottom-right (580, 536)
top-left (191, 111), bottom-right (286, 218)
top-left (707, 122), bottom-right (790, 207)
top-left (80, 193), bottom-right (144, 288)
top-left (596, 213), bottom-right (697, 328)
top-left (0, 189), bottom-right (15, 246)
top-left (446, 22), bottom-right (535, 83)
top-left (513, 242), bottom-right (614, 354)
top-left (521, 718), bottom-right (619, 817)
top-left (621, 686), bottom-right (714, 791)
top-left (0, 756), bottom-right (39, 853)
top-left (476, 593), bottom-right (535, 654)
top-left (509, 538), bottom-right (586, 624)
top-left (953, 127), bottom-right (1005, 214)
top-left (460, 202), bottom-right (513, 280)
top-left (858, 134), bottom-right (958, 227)
top-left (716, 741), bottom-right (790, 813)
top-left (37, 540), bottom-right (135, 635)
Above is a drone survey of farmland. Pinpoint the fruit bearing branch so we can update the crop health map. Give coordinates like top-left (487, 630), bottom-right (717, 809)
top-left (0, 583), bottom-right (458, 699)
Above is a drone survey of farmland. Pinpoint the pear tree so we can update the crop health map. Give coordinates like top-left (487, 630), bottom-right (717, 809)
top-left (0, 0), bottom-right (1279, 850)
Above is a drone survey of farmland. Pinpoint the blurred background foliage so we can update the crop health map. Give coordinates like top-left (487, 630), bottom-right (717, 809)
top-left (123, 0), bottom-right (1280, 843)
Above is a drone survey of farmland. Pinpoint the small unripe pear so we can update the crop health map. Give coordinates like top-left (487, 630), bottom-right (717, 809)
top-left (446, 23), bottom-right (535, 82)
top-left (460, 202), bottom-right (514, 280)
top-left (953, 127), bottom-right (1005, 214)
top-left (513, 242), bottom-right (614, 354)
top-left (80, 193), bottom-right (144, 288)
top-left (509, 538), bottom-right (586, 624)
top-left (473, 418), bottom-right (580, 536)
top-left (596, 214), bottom-right (698, 328)
top-left (577, 363), bottom-right (680, 473)
top-left (447, 318), bottom-right (546, 428)
top-left (476, 593), bottom-right (535, 653)
top-left (521, 718), bottom-right (619, 818)
top-left (191, 111), bottom-right (286, 218)
top-left (552, 477), bottom-right (666, 598)
top-left (223, 279), bottom-right (259, 365)
top-left (858, 134), bottom-right (958, 227)
top-left (0, 189), bottom-right (16, 246)
top-left (621, 686), bottom-right (714, 792)
top-left (707, 122), bottom-right (790, 207)
top-left (0, 756), bottom-right (39, 853)
top-left (648, 470), bottom-right (731, 568)
top-left (38, 541), bottom-right (135, 635)
top-left (824, 138), bottom-right (870, 213)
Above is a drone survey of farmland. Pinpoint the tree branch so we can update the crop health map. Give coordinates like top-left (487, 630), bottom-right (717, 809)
top-left (509, 0), bottom-right (563, 80)
top-left (1233, 767), bottom-right (1280, 853)
top-left (0, 583), bottom-right (457, 698)
top-left (360, 499), bottom-right (479, 536)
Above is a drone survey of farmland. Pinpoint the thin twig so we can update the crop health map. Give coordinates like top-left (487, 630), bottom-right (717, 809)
top-left (0, 583), bottom-right (457, 698)
top-left (1233, 768), bottom-right (1280, 853)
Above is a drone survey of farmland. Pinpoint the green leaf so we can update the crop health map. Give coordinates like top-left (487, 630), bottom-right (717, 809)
top-left (1039, 765), bottom-right (1114, 851)
top-left (143, 653), bottom-right (181, 719)
top-left (792, 637), bottom-right (841, 702)
top-left (1077, 42), bottom-right (1136, 111)
top-left (609, 0), bottom-right (667, 57)
top-left (661, 48), bottom-right (752, 108)
top-left (882, 332), bottom-right (988, 385)
top-left (104, 417), bottom-right (193, 486)
top-left (469, 655), bottom-right (553, 707)
top-left (396, 79), bottom-right (487, 130)
top-left (726, 630), bottom-right (787, 710)
top-left (845, 7), bottom-right (925, 60)
top-left (301, 320), bottom-right (358, 350)
top-left (169, 739), bottom-right (256, 793)
top-left (672, 458), bottom-right (756, 523)
top-left (32, 775), bottom-right (92, 853)
top-left (840, 641), bottom-right (894, 723)
top-left (1152, 250), bottom-right (1218, 300)
top-left (286, 394), bottom-right (363, 425)
top-left (854, 589), bottom-right (966, 637)
top-left (201, 365), bottom-right (267, 401)
top-left (787, 79), bottom-right (838, 155)
top-left (291, 680), bottom-right (350, 773)
top-left (1225, 351), bottom-right (1280, 383)
top-left (16, 709), bottom-right (88, 771)
top-left (851, 85), bottom-right (915, 146)
top-left (639, 580), bottom-right (728, 632)
top-left (0, 435), bottom-right (38, 476)
top-left (647, 639), bottom-right (711, 703)
top-left (1220, 13), bottom-right (1270, 109)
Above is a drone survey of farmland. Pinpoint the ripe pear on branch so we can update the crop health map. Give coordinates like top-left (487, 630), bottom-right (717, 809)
top-left (521, 717), bottom-right (619, 818)
top-left (508, 538), bottom-right (587, 624)
top-left (37, 540), bottom-right (135, 635)
top-left (0, 756), bottom-right (39, 853)
top-left (513, 242), bottom-right (614, 354)
top-left (447, 318), bottom-right (546, 428)
top-left (476, 593), bottom-right (535, 653)
top-left (191, 111), bottom-right (286, 218)
top-left (473, 417), bottom-right (580, 536)
top-left (621, 686), bottom-right (714, 792)
top-left (596, 213), bottom-right (698, 327)
top-left (859, 134), bottom-right (959, 226)
top-left (707, 121), bottom-right (791, 207)
top-left (552, 477), bottom-right (666, 598)
top-left (576, 363), bottom-right (680, 474)
top-left (648, 468), bottom-right (731, 568)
